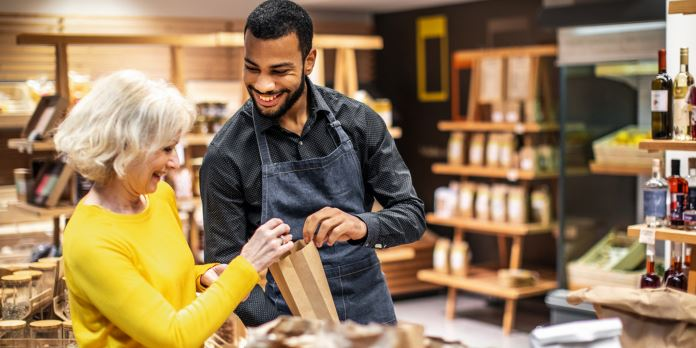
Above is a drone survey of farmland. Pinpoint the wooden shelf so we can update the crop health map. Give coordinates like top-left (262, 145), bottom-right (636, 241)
top-left (184, 133), bottom-right (214, 147)
top-left (426, 213), bottom-right (554, 236)
top-left (431, 163), bottom-right (557, 181)
top-left (376, 246), bottom-right (416, 263)
top-left (670, 0), bottom-right (696, 14)
top-left (8, 138), bottom-right (55, 153)
top-left (7, 202), bottom-right (73, 219)
top-left (417, 267), bottom-right (557, 300)
top-left (0, 114), bottom-right (30, 129)
top-left (17, 32), bottom-right (383, 50)
top-left (389, 127), bottom-right (402, 139)
top-left (627, 224), bottom-right (696, 245)
top-left (589, 161), bottom-right (651, 176)
top-left (437, 121), bottom-right (559, 134)
top-left (639, 139), bottom-right (696, 152)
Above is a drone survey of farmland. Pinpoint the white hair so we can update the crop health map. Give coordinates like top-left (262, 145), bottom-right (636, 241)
top-left (54, 70), bottom-right (195, 185)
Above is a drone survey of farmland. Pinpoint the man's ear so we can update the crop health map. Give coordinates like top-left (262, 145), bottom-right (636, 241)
top-left (304, 48), bottom-right (317, 76)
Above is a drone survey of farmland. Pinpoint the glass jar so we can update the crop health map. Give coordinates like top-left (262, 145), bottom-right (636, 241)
top-left (12, 271), bottom-right (42, 298)
top-left (0, 319), bottom-right (26, 339)
top-left (29, 263), bottom-right (55, 295)
top-left (1, 275), bottom-right (31, 320)
top-left (30, 320), bottom-right (62, 348)
top-left (62, 320), bottom-right (77, 348)
top-left (37, 258), bottom-right (62, 279)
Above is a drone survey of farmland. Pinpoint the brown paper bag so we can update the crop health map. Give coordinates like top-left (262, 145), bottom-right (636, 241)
top-left (568, 286), bottom-right (696, 348)
top-left (268, 241), bottom-right (339, 323)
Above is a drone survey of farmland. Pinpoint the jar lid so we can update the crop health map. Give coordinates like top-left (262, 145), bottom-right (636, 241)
top-left (29, 320), bottom-right (62, 330)
top-left (29, 262), bottom-right (55, 271)
top-left (1, 274), bottom-right (32, 284)
top-left (37, 257), bottom-right (61, 265)
top-left (62, 320), bottom-right (72, 328)
top-left (0, 320), bottom-right (26, 329)
top-left (0, 263), bottom-right (30, 272)
top-left (13, 270), bottom-right (42, 280)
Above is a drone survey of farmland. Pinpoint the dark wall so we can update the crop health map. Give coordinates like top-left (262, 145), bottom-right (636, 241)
top-left (374, 0), bottom-right (555, 265)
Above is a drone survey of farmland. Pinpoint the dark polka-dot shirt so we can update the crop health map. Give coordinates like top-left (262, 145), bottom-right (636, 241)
top-left (200, 78), bottom-right (426, 325)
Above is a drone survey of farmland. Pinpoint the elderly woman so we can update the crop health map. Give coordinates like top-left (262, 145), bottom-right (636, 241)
top-left (54, 70), bottom-right (293, 347)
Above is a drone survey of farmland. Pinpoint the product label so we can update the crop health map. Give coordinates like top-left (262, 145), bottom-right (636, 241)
top-left (689, 187), bottom-right (696, 210)
top-left (683, 211), bottom-right (696, 223)
top-left (651, 90), bottom-right (668, 112)
top-left (671, 192), bottom-right (686, 221)
top-left (450, 251), bottom-right (464, 270)
top-left (644, 188), bottom-right (667, 219)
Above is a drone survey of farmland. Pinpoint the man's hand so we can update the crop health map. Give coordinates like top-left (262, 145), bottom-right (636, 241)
top-left (201, 264), bottom-right (227, 288)
top-left (302, 207), bottom-right (367, 247)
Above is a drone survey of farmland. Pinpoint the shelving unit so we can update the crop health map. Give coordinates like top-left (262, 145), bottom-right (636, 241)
top-left (669, 0), bottom-right (696, 14)
top-left (588, 161), bottom-right (652, 176)
top-left (639, 139), bottom-right (696, 152)
top-left (627, 224), bottom-right (696, 293)
top-left (426, 213), bottom-right (554, 236)
top-left (431, 163), bottom-right (557, 181)
top-left (7, 138), bottom-right (56, 153)
top-left (418, 267), bottom-right (556, 299)
top-left (418, 45), bottom-right (559, 335)
top-left (0, 114), bottom-right (30, 129)
top-left (7, 202), bottom-right (72, 251)
top-left (437, 121), bottom-right (559, 133)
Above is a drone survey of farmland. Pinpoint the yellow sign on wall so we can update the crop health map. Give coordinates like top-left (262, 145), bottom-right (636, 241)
top-left (416, 15), bottom-right (449, 102)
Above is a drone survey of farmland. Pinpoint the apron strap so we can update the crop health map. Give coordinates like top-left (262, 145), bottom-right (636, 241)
top-left (251, 110), bottom-right (274, 166)
top-left (252, 106), bottom-right (353, 167)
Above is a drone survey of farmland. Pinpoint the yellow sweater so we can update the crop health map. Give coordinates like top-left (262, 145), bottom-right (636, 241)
top-left (63, 182), bottom-right (258, 348)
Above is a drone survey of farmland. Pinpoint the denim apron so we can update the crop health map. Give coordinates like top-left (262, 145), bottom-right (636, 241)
top-left (252, 109), bottom-right (396, 325)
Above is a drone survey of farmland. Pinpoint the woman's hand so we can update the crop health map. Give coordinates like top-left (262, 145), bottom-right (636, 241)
top-left (240, 218), bottom-right (294, 273)
top-left (200, 264), bottom-right (227, 288)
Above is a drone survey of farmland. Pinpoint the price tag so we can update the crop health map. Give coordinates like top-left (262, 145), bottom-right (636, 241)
top-left (513, 123), bottom-right (525, 134)
top-left (639, 228), bottom-right (656, 245)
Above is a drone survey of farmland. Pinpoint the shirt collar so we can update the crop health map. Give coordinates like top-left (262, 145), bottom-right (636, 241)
top-left (253, 77), bottom-right (330, 133)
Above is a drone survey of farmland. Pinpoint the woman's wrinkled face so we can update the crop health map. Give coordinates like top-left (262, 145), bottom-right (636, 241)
top-left (124, 140), bottom-right (180, 195)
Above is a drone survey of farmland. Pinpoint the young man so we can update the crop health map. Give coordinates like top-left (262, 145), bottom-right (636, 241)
top-left (201, 0), bottom-right (425, 326)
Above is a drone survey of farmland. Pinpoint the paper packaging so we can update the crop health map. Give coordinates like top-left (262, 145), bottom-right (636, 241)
top-left (447, 132), bottom-right (465, 165)
top-left (530, 318), bottom-right (622, 348)
top-left (568, 286), bottom-right (696, 348)
top-left (491, 184), bottom-right (508, 223)
top-left (268, 241), bottom-right (339, 323)
top-left (519, 145), bottom-right (537, 172)
top-left (434, 183), bottom-right (458, 218)
top-left (498, 134), bottom-right (515, 168)
top-left (449, 241), bottom-right (469, 277)
top-left (433, 238), bottom-right (451, 274)
top-left (468, 133), bottom-right (486, 166)
top-left (531, 186), bottom-right (551, 225)
top-left (507, 187), bottom-right (527, 224)
top-left (457, 182), bottom-right (476, 218)
top-left (475, 184), bottom-right (491, 221)
top-left (486, 134), bottom-right (501, 167)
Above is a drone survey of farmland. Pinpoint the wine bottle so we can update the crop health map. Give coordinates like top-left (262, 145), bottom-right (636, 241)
top-left (674, 48), bottom-right (695, 140)
top-left (640, 244), bottom-right (661, 289)
top-left (652, 49), bottom-right (673, 139)
top-left (668, 159), bottom-right (689, 227)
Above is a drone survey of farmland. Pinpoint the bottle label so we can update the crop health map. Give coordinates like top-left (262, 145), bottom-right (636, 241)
top-left (644, 189), bottom-right (667, 219)
top-left (672, 192), bottom-right (686, 221)
top-left (689, 187), bottom-right (696, 210)
top-left (651, 90), bottom-right (668, 112)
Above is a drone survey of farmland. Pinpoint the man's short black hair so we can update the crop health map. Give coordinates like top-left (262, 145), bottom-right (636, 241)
top-left (244, 0), bottom-right (314, 59)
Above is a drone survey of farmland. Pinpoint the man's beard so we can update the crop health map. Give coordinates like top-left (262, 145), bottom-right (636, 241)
top-left (248, 76), bottom-right (306, 120)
